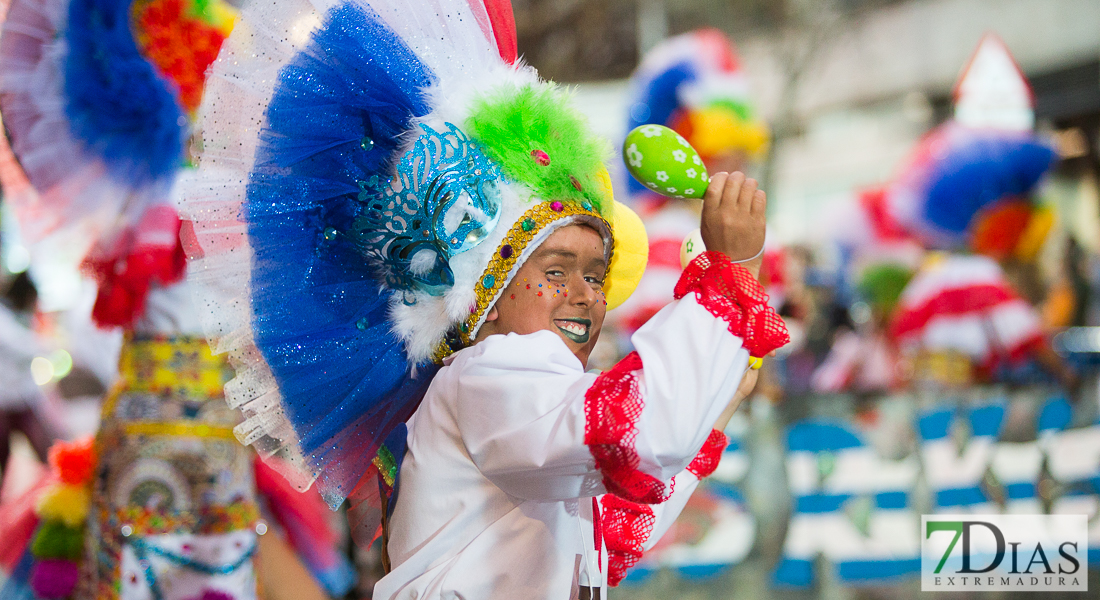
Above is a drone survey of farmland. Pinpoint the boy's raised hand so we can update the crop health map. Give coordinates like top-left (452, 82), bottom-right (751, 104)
top-left (700, 171), bottom-right (767, 277)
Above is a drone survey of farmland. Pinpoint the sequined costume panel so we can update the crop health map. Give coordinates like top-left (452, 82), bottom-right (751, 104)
top-left (78, 336), bottom-right (260, 600)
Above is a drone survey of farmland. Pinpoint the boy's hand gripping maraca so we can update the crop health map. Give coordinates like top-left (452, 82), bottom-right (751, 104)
top-left (622, 124), bottom-right (768, 278)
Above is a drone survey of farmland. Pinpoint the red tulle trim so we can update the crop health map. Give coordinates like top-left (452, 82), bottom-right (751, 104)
top-left (601, 494), bottom-right (655, 587)
top-left (687, 429), bottom-right (728, 479)
top-left (584, 352), bottom-right (672, 504)
top-left (482, 0), bottom-right (518, 65)
top-left (674, 252), bottom-right (790, 357)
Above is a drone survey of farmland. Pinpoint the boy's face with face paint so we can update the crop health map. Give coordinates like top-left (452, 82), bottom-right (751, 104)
top-left (474, 224), bottom-right (608, 367)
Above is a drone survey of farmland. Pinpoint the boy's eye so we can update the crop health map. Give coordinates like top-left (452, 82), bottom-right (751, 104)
top-left (546, 269), bottom-right (565, 278)
top-left (584, 276), bottom-right (604, 287)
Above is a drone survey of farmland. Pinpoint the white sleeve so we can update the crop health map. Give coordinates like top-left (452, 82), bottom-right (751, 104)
top-left (452, 293), bottom-right (747, 502)
top-left (629, 296), bottom-right (749, 483)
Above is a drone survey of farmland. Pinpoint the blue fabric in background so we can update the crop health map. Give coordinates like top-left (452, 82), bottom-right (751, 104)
top-left (246, 1), bottom-right (439, 506)
top-left (63, 0), bottom-right (184, 187)
top-left (921, 134), bottom-right (1056, 239)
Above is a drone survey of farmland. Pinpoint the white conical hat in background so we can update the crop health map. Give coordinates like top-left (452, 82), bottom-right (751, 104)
top-left (953, 33), bottom-right (1035, 132)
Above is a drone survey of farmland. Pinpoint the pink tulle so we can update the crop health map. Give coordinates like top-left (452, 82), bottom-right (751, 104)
top-left (254, 457), bottom-right (344, 570)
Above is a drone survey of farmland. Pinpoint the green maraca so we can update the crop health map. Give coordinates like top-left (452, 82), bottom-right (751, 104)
top-left (622, 124), bottom-right (709, 199)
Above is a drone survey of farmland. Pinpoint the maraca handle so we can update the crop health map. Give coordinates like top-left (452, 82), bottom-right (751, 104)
top-left (622, 124), bottom-right (709, 199)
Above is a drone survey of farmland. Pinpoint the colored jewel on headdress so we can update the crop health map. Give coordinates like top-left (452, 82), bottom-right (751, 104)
top-left (352, 123), bottom-right (505, 298)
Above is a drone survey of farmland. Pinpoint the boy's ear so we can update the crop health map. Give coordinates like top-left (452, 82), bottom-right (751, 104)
top-left (484, 305), bottom-right (499, 323)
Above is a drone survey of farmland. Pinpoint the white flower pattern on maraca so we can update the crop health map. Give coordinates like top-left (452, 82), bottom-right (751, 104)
top-left (626, 143), bottom-right (644, 168)
top-left (672, 149), bottom-right (687, 163)
top-left (656, 171), bottom-right (669, 182)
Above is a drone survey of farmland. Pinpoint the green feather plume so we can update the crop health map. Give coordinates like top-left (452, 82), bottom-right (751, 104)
top-left (465, 83), bottom-right (611, 215)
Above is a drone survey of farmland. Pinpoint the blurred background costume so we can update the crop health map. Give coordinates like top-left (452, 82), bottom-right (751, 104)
top-left (614, 29), bottom-right (772, 349)
top-left (0, 0), bottom-right (352, 598)
top-left (180, 0), bottom-right (788, 597)
top-left (0, 272), bottom-right (52, 470)
top-left (813, 34), bottom-right (1069, 393)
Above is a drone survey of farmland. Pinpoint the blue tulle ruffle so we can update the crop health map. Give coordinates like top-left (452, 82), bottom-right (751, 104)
top-left (922, 133), bottom-right (1056, 240)
top-left (63, 0), bottom-right (184, 187)
top-left (246, 1), bottom-right (439, 506)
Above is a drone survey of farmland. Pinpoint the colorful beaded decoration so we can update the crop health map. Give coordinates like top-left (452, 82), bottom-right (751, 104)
top-left (431, 201), bottom-right (613, 362)
top-left (117, 335), bottom-right (233, 399)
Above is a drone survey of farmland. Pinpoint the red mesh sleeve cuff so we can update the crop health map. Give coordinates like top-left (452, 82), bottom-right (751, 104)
top-left (673, 251), bottom-right (790, 358)
top-left (686, 429), bottom-right (728, 479)
top-left (584, 352), bottom-right (672, 505)
top-left (601, 494), bottom-right (656, 587)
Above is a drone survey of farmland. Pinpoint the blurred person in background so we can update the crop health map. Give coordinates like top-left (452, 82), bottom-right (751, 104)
top-left (0, 270), bottom-right (53, 475)
top-left (0, 0), bottom-right (353, 596)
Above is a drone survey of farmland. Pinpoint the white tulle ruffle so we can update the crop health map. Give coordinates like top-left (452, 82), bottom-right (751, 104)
top-left (181, 0), bottom-right (509, 488)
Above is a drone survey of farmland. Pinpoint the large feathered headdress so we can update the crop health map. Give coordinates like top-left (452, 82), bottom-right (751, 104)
top-left (182, 0), bottom-right (647, 530)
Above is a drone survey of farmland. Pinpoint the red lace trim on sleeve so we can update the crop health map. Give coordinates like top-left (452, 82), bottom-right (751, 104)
top-left (686, 429), bottom-right (728, 479)
top-left (584, 352), bottom-right (672, 505)
top-left (601, 494), bottom-right (655, 587)
top-left (674, 251), bottom-right (790, 358)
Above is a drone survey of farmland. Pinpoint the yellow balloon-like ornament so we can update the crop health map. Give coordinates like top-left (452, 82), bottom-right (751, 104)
top-left (604, 200), bottom-right (648, 310)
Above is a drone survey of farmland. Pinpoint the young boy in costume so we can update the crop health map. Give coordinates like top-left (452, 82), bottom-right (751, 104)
top-left (380, 172), bottom-right (781, 599)
top-left (180, 0), bottom-right (789, 598)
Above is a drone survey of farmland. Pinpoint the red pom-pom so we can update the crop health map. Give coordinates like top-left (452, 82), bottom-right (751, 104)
top-left (86, 207), bottom-right (186, 327)
top-left (30, 558), bottom-right (79, 599)
top-left (48, 437), bottom-right (96, 485)
top-left (91, 277), bottom-right (147, 328)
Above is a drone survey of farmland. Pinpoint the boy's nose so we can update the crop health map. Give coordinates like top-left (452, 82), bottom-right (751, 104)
top-left (568, 277), bottom-right (598, 307)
